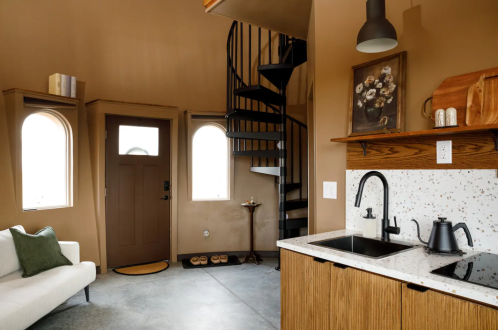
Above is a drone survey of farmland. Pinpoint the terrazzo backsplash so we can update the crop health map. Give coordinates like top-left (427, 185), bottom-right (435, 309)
top-left (346, 170), bottom-right (498, 254)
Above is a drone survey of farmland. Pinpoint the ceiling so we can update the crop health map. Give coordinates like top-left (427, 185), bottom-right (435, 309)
top-left (206, 0), bottom-right (312, 40)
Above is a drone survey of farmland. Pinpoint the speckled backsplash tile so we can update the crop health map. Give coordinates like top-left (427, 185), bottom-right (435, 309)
top-left (346, 170), bottom-right (498, 254)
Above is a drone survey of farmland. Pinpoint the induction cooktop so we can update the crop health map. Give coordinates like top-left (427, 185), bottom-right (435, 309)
top-left (431, 253), bottom-right (498, 290)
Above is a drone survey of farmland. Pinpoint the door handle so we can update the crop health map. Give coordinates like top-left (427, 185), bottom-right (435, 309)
top-left (333, 263), bottom-right (349, 269)
top-left (160, 195), bottom-right (169, 201)
top-left (406, 283), bottom-right (429, 293)
top-left (313, 257), bottom-right (327, 263)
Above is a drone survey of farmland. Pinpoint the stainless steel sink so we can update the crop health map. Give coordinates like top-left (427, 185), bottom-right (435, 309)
top-left (308, 235), bottom-right (420, 259)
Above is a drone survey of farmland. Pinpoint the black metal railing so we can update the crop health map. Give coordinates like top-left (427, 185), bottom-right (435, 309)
top-left (225, 21), bottom-right (308, 237)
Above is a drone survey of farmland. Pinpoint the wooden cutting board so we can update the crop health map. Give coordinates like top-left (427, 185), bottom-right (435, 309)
top-left (466, 73), bottom-right (498, 125)
top-left (432, 67), bottom-right (498, 126)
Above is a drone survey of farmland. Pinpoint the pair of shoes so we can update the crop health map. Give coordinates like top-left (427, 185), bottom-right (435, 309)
top-left (211, 255), bottom-right (229, 264)
top-left (190, 256), bottom-right (208, 266)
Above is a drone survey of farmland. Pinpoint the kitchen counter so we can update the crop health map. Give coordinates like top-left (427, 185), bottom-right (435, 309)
top-left (277, 229), bottom-right (498, 308)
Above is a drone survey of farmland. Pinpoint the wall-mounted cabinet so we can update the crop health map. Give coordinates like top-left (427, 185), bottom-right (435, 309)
top-left (281, 249), bottom-right (498, 330)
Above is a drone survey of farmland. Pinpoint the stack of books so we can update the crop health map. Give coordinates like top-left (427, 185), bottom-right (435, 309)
top-left (48, 73), bottom-right (77, 98)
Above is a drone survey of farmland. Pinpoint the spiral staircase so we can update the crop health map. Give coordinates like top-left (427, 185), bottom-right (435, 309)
top-left (225, 21), bottom-right (308, 269)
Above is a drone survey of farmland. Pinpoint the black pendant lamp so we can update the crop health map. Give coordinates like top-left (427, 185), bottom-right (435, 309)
top-left (357, 0), bottom-right (398, 53)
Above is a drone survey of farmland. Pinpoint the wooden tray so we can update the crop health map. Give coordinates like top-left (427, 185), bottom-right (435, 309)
top-left (432, 67), bottom-right (498, 126)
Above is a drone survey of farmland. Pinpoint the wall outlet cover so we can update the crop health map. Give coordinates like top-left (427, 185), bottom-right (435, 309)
top-left (323, 181), bottom-right (337, 199)
top-left (437, 140), bottom-right (452, 164)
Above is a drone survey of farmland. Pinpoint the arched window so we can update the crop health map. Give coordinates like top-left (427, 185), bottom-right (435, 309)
top-left (192, 124), bottom-right (229, 200)
top-left (22, 112), bottom-right (72, 210)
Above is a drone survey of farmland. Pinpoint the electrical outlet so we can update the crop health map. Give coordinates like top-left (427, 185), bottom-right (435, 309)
top-left (203, 230), bottom-right (210, 238)
top-left (323, 182), bottom-right (337, 199)
top-left (437, 140), bottom-right (452, 164)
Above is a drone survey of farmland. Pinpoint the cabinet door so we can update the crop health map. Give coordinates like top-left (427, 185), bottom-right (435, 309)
top-left (337, 266), bottom-right (402, 330)
top-left (402, 283), bottom-right (498, 330)
top-left (281, 249), bottom-right (331, 330)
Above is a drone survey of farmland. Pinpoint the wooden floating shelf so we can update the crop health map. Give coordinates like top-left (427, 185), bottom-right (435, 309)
top-left (331, 124), bottom-right (498, 143)
top-left (331, 124), bottom-right (498, 156)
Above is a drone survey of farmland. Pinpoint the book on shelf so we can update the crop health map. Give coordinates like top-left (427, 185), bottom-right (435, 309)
top-left (70, 76), bottom-right (77, 98)
top-left (61, 75), bottom-right (70, 97)
top-left (48, 73), bottom-right (61, 95)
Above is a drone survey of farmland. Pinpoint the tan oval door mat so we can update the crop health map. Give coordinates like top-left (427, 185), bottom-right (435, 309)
top-left (182, 255), bottom-right (241, 269)
top-left (113, 261), bottom-right (169, 276)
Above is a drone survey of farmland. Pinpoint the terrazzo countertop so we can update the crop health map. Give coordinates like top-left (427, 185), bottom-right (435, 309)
top-left (277, 229), bottom-right (498, 308)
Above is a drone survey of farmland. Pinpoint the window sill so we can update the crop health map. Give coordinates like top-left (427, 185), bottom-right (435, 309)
top-left (23, 205), bottom-right (73, 212)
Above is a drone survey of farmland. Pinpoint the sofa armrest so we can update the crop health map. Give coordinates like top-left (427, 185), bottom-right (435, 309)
top-left (59, 241), bottom-right (80, 265)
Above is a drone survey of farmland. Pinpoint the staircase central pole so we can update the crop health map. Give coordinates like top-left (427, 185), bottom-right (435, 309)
top-left (276, 34), bottom-right (287, 271)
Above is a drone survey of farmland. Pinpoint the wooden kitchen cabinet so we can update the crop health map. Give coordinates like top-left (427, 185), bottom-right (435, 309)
top-left (281, 248), bottom-right (331, 330)
top-left (344, 266), bottom-right (401, 330)
top-left (282, 249), bottom-right (401, 330)
top-left (281, 249), bottom-right (498, 330)
top-left (330, 262), bottom-right (401, 330)
top-left (402, 283), bottom-right (498, 330)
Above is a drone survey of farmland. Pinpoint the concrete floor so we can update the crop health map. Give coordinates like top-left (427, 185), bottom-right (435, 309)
top-left (29, 259), bottom-right (281, 330)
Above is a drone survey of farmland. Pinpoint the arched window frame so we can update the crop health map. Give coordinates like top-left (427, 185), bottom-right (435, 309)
top-left (191, 123), bottom-right (230, 201)
top-left (3, 89), bottom-right (79, 213)
top-left (21, 110), bottom-right (74, 210)
top-left (186, 112), bottom-right (234, 202)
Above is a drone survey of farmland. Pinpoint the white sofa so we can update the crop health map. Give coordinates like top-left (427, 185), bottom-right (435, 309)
top-left (0, 227), bottom-right (96, 330)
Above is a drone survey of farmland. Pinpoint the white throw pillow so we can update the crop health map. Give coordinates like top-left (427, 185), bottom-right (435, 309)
top-left (0, 225), bottom-right (26, 277)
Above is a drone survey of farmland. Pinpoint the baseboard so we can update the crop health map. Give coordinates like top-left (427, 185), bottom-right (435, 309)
top-left (177, 250), bottom-right (279, 260)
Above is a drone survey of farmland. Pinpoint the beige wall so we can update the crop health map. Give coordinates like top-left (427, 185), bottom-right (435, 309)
top-left (0, 0), bottom-right (307, 264)
top-left (310, 0), bottom-right (498, 232)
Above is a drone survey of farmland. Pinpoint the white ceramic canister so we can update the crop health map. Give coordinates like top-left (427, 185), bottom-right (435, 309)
top-left (446, 107), bottom-right (457, 126)
top-left (435, 109), bottom-right (446, 127)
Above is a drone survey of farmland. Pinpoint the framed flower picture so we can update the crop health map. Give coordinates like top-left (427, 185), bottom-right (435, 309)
top-left (348, 51), bottom-right (406, 136)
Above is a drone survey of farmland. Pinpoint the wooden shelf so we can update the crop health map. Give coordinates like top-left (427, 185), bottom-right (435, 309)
top-left (331, 124), bottom-right (498, 157)
top-left (330, 124), bottom-right (498, 143)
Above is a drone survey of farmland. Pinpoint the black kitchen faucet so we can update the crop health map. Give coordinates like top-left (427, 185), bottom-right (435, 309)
top-left (354, 171), bottom-right (400, 241)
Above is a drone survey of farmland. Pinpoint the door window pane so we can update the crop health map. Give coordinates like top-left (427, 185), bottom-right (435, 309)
top-left (22, 112), bottom-right (71, 209)
top-left (192, 125), bottom-right (229, 200)
top-left (119, 126), bottom-right (159, 156)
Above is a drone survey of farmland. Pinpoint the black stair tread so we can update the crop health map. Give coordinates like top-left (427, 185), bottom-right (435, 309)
top-left (258, 64), bottom-right (294, 89)
top-left (227, 132), bottom-right (280, 141)
top-left (285, 198), bottom-right (308, 211)
top-left (283, 229), bottom-right (301, 239)
top-left (283, 39), bottom-right (307, 68)
top-left (280, 217), bottom-right (308, 230)
top-left (281, 183), bottom-right (302, 194)
top-left (250, 167), bottom-right (279, 176)
top-left (234, 85), bottom-right (285, 106)
top-left (226, 109), bottom-right (281, 124)
top-left (234, 150), bottom-right (280, 158)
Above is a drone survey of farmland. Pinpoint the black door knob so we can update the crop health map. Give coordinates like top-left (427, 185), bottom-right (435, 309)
top-left (160, 195), bottom-right (169, 200)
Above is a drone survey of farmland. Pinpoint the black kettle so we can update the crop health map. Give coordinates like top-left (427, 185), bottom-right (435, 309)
top-left (411, 217), bottom-right (473, 253)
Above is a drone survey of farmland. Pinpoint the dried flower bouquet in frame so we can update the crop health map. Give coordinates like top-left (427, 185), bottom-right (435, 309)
top-left (348, 51), bottom-right (406, 136)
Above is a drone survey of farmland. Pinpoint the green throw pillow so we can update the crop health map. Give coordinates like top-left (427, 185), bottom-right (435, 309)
top-left (9, 226), bottom-right (72, 278)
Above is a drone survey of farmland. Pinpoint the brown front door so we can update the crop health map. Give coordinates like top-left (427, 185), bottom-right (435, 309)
top-left (105, 115), bottom-right (171, 268)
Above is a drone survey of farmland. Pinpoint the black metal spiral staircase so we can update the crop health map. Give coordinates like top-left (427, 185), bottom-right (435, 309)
top-left (225, 21), bottom-right (308, 268)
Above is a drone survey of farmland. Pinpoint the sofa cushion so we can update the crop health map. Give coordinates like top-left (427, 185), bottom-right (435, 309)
top-left (0, 225), bottom-right (26, 278)
top-left (10, 227), bottom-right (72, 278)
top-left (0, 261), bottom-right (96, 330)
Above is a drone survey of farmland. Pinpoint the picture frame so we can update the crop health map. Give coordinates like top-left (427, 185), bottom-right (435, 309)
top-left (348, 51), bottom-right (406, 137)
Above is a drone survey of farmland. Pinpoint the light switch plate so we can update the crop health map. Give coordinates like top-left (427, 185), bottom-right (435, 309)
top-left (323, 181), bottom-right (337, 199)
top-left (437, 140), bottom-right (452, 164)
